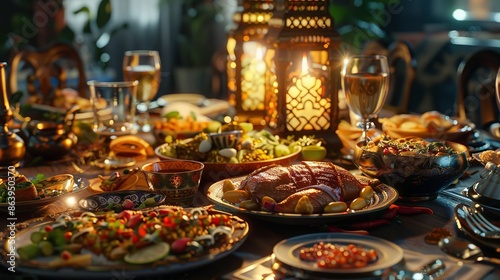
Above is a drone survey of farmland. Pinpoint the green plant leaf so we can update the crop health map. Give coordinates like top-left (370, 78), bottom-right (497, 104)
top-left (73, 7), bottom-right (90, 15)
top-left (96, 0), bottom-right (112, 29)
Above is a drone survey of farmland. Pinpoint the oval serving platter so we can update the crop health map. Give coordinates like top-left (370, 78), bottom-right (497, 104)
top-left (0, 206), bottom-right (249, 278)
top-left (206, 176), bottom-right (398, 225)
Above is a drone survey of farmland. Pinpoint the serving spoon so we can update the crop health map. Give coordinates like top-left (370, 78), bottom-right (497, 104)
top-left (438, 237), bottom-right (500, 265)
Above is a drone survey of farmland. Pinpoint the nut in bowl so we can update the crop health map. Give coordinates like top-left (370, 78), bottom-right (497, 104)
top-left (141, 160), bottom-right (204, 207)
top-left (379, 111), bottom-right (475, 144)
top-left (353, 135), bottom-right (469, 201)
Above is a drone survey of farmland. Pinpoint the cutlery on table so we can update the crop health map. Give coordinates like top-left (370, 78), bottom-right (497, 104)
top-left (383, 258), bottom-right (446, 280)
top-left (439, 237), bottom-right (500, 265)
top-left (461, 204), bottom-right (500, 239)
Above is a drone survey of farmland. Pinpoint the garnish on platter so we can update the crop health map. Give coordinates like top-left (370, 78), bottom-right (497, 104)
top-left (216, 161), bottom-right (383, 214)
top-left (157, 122), bottom-right (317, 164)
top-left (4, 206), bottom-right (248, 271)
top-left (361, 135), bottom-right (459, 156)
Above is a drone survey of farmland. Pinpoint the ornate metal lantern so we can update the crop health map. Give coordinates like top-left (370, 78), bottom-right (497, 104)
top-left (226, 0), bottom-right (275, 126)
top-left (264, 0), bottom-right (342, 144)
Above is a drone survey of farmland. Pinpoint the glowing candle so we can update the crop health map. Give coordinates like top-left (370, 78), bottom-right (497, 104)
top-left (286, 53), bottom-right (330, 131)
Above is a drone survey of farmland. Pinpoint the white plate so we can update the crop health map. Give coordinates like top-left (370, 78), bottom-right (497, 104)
top-left (206, 176), bottom-right (398, 225)
top-left (159, 93), bottom-right (206, 105)
top-left (273, 233), bottom-right (404, 276)
top-left (158, 93), bottom-right (232, 119)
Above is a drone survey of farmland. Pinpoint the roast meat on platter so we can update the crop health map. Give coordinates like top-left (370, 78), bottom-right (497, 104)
top-left (236, 161), bottom-right (380, 213)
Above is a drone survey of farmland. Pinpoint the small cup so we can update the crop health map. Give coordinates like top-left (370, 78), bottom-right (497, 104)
top-left (141, 160), bottom-right (204, 206)
top-left (88, 80), bottom-right (139, 136)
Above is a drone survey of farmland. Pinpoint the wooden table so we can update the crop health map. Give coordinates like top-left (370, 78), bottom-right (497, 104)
top-left (1, 155), bottom-right (499, 280)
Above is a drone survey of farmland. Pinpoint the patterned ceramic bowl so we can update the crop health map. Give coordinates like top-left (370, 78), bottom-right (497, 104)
top-left (141, 160), bottom-right (204, 207)
top-left (208, 130), bottom-right (242, 149)
top-left (79, 190), bottom-right (165, 212)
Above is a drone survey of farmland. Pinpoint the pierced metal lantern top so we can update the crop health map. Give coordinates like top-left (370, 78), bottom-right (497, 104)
top-left (266, 0), bottom-right (340, 49)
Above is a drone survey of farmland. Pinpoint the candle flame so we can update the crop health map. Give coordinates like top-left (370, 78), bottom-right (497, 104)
top-left (256, 47), bottom-right (263, 60)
top-left (301, 53), bottom-right (308, 75)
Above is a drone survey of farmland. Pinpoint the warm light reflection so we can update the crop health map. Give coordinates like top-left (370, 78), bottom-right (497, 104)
top-left (301, 53), bottom-right (309, 75)
top-left (65, 196), bottom-right (77, 208)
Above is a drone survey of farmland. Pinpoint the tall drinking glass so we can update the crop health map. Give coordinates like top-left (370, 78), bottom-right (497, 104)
top-left (88, 80), bottom-right (138, 169)
top-left (123, 50), bottom-right (161, 132)
top-left (341, 55), bottom-right (390, 144)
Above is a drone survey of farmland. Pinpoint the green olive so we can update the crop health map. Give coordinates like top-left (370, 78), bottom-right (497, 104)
top-left (350, 197), bottom-right (368, 210)
top-left (359, 186), bottom-right (374, 201)
top-left (323, 201), bottom-right (348, 213)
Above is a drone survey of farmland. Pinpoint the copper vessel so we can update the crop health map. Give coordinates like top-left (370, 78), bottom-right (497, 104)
top-left (0, 62), bottom-right (25, 169)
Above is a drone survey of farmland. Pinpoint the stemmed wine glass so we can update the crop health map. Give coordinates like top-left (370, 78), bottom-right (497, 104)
top-left (494, 66), bottom-right (500, 138)
top-left (341, 55), bottom-right (390, 144)
top-left (123, 50), bottom-right (161, 132)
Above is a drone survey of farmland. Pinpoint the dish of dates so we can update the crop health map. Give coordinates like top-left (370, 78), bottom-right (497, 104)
top-left (273, 233), bottom-right (403, 275)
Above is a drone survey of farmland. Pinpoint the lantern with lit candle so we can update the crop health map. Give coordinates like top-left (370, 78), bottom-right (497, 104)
top-left (227, 0), bottom-right (274, 126)
top-left (264, 0), bottom-right (342, 145)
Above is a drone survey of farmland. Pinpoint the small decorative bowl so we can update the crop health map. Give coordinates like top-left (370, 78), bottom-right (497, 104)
top-left (141, 160), bottom-right (204, 207)
top-left (353, 139), bottom-right (469, 201)
top-left (35, 174), bottom-right (75, 192)
top-left (79, 190), bottom-right (165, 212)
top-left (208, 130), bottom-right (243, 149)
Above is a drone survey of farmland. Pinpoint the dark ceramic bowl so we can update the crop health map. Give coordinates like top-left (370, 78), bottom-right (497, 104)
top-left (353, 140), bottom-right (470, 201)
top-left (79, 190), bottom-right (165, 212)
top-left (141, 160), bottom-right (204, 207)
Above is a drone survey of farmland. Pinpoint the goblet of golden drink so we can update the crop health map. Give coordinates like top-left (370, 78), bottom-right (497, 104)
top-left (341, 55), bottom-right (390, 144)
top-left (123, 50), bottom-right (161, 132)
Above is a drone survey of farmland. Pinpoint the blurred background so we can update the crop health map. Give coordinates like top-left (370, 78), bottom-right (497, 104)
top-left (1, 0), bottom-right (500, 116)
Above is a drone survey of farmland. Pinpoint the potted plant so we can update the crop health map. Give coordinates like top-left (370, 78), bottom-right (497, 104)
top-left (172, 0), bottom-right (227, 94)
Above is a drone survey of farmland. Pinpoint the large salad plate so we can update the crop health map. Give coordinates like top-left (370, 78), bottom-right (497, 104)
top-left (0, 206), bottom-right (249, 278)
top-left (155, 143), bottom-right (301, 183)
top-left (206, 176), bottom-right (398, 225)
top-left (273, 233), bottom-right (404, 277)
top-left (0, 177), bottom-right (89, 212)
